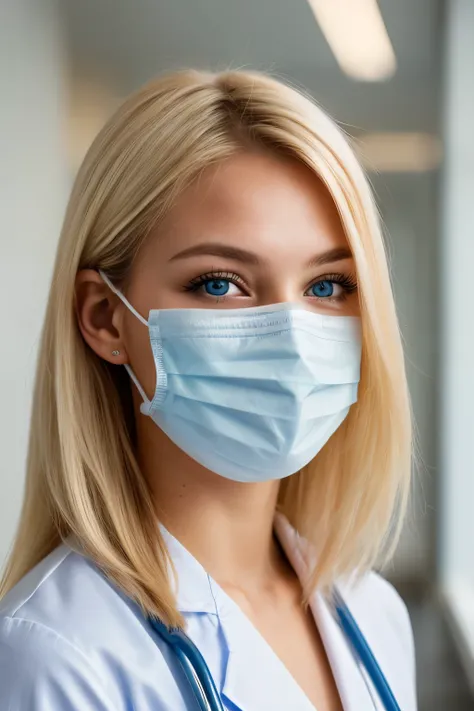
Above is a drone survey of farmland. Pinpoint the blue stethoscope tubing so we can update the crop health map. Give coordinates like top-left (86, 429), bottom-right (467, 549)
top-left (149, 590), bottom-right (401, 711)
top-left (332, 590), bottom-right (401, 711)
top-left (149, 618), bottom-right (225, 711)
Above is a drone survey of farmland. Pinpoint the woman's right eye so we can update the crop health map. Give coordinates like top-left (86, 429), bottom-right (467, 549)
top-left (202, 278), bottom-right (239, 297)
top-left (184, 272), bottom-right (248, 299)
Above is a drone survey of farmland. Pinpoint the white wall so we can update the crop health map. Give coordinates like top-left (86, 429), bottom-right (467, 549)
top-left (440, 0), bottom-right (474, 686)
top-left (440, 0), bottom-right (474, 586)
top-left (0, 0), bottom-right (68, 566)
top-left (372, 172), bottom-right (439, 582)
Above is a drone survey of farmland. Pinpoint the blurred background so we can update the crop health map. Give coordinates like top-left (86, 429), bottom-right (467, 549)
top-left (1, 0), bottom-right (473, 708)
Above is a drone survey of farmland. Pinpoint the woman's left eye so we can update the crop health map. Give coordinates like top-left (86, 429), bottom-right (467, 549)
top-left (306, 280), bottom-right (342, 299)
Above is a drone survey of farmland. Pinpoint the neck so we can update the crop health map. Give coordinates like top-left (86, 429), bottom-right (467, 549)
top-left (137, 415), bottom-right (283, 588)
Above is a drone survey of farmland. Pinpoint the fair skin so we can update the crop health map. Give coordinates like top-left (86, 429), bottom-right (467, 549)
top-left (76, 150), bottom-right (359, 711)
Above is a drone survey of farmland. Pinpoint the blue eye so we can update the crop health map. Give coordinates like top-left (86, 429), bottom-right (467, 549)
top-left (311, 280), bottom-right (334, 298)
top-left (204, 279), bottom-right (230, 296)
top-left (185, 272), bottom-right (246, 299)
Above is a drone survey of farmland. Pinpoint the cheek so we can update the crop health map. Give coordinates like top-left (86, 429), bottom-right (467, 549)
top-left (122, 313), bottom-right (157, 401)
top-left (347, 292), bottom-right (361, 317)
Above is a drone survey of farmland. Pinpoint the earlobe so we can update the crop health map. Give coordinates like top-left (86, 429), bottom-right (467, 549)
top-left (75, 269), bottom-right (129, 365)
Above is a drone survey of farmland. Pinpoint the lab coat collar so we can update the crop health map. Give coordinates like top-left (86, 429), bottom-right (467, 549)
top-left (161, 513), bottom-right (378, 711)
top-left (160, 525), bottom-right (218, 615)
top-left (160, 513), bottom-right (306, 615)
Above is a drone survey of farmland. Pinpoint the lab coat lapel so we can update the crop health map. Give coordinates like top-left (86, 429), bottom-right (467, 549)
top-left (216, 583), bottom-right (316, 711)
top-left (309, 593), bottom-right (381, 710)
top-left (274, 514), bottom-right (380, 711)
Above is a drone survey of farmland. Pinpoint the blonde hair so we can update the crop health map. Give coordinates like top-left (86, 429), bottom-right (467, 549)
top-left (0, 70), bottom-right (411, 627)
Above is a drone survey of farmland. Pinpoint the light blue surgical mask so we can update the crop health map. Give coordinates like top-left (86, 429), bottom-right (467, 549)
top-left (100, 271), bottom-right (362, 482)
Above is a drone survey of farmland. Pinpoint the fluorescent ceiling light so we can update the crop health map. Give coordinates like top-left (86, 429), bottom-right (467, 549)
top-left (353, 133), bottom-right (442, 173)
top-left (307, 0), bottom-right (397, 81)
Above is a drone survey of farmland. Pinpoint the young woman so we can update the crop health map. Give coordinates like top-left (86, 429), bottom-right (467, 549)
top-left (0, 70), bottom-right (416, 710)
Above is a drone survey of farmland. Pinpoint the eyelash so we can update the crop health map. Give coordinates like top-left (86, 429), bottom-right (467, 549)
top-left (183, 270), bottom-right (358, 301)
top-left (184, 271), bottom-right (248, 293)
top-left (306, 272), bottom-right (358, 300)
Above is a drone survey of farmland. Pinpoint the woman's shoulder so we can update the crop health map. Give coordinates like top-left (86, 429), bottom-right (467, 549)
top-left (0, 544), bottom-right (114, 708)
top-left (0, 542), bottom-right (149, 710)
top-left (0, 541), bottom-right (130, 639)
top-left (1, 541), bottom-right (80, 614)
top-left (0, 542), bottom-right (201, 711)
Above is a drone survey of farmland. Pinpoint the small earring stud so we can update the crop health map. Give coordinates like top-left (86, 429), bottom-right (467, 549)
top-left (112, 350), bottom-right (121, 356)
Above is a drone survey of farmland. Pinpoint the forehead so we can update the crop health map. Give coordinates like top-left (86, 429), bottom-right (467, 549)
top-left (146, 150), bottom-right (350, 261)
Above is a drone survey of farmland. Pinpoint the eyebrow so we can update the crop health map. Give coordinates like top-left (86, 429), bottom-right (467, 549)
top-left (306, 246), bottom-right (353, 267)
top-left (169, 243), bottom-right (262, 265)
top-left (169, 242), bottom-right (353, 268)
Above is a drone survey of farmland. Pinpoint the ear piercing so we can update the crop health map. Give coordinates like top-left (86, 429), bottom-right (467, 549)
top-left (112, 350), bottom-right (121, 356)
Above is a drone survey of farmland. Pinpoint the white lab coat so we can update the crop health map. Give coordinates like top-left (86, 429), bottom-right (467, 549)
top-left (0, 513), bottom-right (416, 710)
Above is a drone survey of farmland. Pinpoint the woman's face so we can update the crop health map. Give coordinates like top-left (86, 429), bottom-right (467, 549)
top-left (120, 150), bottom-right (359, 400)
top-left (78, 150), bottom-right (359, 402)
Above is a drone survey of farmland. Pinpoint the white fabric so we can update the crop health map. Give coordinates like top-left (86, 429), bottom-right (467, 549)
top-left (0, 514), bottom-right (417, 710)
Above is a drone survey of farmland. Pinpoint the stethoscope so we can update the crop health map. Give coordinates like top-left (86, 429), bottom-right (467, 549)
top-left (148, 588), bottom-right (401, 711)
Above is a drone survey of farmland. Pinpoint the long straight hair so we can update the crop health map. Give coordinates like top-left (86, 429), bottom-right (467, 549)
top-left (0, 70), bottom-right (411, 627)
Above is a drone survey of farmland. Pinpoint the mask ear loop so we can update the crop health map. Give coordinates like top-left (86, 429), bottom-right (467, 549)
top-left (99, 270), bottom-right (152, 411)
top-left (99, 270), bottom-right (149, 327)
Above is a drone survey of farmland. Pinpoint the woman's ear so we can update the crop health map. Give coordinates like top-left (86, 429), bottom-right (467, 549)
top-left (75, 270), bottom-right (129, 365)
